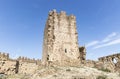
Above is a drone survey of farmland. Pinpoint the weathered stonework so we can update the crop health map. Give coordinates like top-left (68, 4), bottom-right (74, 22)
top-left (0, 52), bottom-right (9, 61)
top-left (0, 52), bottom-right (17, 75)
top-left (98, 53), bottom-right (120, 72)
top-left (17, 56), bottom-right (41, 74)
top-left (79, 46), bottom-right (86, 63)
top-left (0, 52), bottom-right (41, 75)
top-left (1, 10), bottom-right (120, 79)
top-left (18, 61), bottom-right (38, 74)
top-left (0, 60), bottom-right (17, 75)
top-left (42, 10), bottom-right (85, 66)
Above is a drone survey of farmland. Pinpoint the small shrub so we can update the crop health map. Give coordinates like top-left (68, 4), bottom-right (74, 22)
top-left (97, 75), bottom-right (107, 79)
top-left (66, 68), bottom-right (71, 72)
top-left (53, 75), bottom-right (57, 77)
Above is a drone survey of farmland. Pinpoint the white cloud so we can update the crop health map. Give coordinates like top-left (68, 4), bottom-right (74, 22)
top-left (86, 32), bottom-right (120, 49)
top-left (86, 41), bottom-right (99, 47)
top-left (94, 38), bottom-right (120, 49)
top-left (102, 32), bottom-right (117, 43)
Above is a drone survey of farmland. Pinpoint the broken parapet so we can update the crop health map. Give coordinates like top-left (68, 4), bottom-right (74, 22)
top-left (17, 56), bottom-right (41, 64)
top-left (0, 52), bottom-right (9, 60)
top-left (17, 57), bottom-right (41, 74)
top-left (79, 46), bottom-right (86, 63)
top-left (98, 53), bottom-right (120, 61)
top-left (0, 52), bottom-right (41, 65)
top-left (0, 52), bottom-right (18, 75)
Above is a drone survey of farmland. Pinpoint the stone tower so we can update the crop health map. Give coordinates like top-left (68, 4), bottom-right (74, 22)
top-left (42, 10), bottom-right (81, 66)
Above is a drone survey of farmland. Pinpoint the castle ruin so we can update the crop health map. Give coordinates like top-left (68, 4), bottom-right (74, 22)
top-left (98, 53), bottom-right (120, 72)
top-left (42, 10), bottom-right (86, 66)
top-left (0, 10), bottom-right (120, 76)
top-left (0, 52), bottom-right (41, 75)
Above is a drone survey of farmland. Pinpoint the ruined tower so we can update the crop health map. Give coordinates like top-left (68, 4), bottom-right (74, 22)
top-left (42, 10), bottom-right (82, 66)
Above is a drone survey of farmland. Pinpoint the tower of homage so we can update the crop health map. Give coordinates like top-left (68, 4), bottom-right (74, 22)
top-left (42, 10), bottom-right (86, 66)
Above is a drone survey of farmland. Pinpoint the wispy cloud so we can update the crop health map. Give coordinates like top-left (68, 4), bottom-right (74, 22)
top-left (94, 38), bottom-right (120, 49)
top-left (86, 32), bottom-right (120, 49)
top-left (86, 41), bottom-right (99, 47)
top-left (102, 32), bottom-right (117, 43)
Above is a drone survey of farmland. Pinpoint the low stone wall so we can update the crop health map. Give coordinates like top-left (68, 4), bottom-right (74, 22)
top-left (0, 52), bottom-right (9, 61)
top-left (94, 61), bottom-right (104, 69)
top-left (83, 60), bottom-right (95, 68)
top-left (82, 60), bottom-right (105, 70)
top-left (98, 53), bottom-right (120, 72)
top-left (18, 61), bottom-right (39, 74)
top-left (0, 52), bottom-right (41, 75)
top-left (0, 60), bottom-right (17, 75)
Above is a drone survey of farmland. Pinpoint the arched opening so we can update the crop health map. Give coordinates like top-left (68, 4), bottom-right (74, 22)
top-left (113, 58), bottom-right (117, 64)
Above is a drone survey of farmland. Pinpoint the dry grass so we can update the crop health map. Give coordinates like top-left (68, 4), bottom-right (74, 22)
top-left (97, 75), bottom-right (107, 79)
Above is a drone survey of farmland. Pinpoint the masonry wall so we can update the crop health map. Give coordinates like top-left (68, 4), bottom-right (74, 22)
top-left (79, 46), bottom-right (86, 63)
top-left (0, 52), bottom-right (41, 75)
top-left (0, 52), bottom-right (9, 61)
top-left (18, 61), bottom-right (38, 74)
top-left (0, 60), bottom-right (17, 75)
top-left (0, 52), bottom-right (17, 75)
top-left (98, 53), bottom-right (120, 72)
top-left (17, 56), bottom-right (41, 74)
top-left (42, 10), bottom-right (81, 66)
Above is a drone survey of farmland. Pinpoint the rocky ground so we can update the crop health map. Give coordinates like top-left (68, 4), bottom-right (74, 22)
top-left (1, 66), bottom-right (120, 79)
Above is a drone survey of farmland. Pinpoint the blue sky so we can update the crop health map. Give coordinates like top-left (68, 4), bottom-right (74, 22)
top-left (0, 0), bottom-right (120, 60)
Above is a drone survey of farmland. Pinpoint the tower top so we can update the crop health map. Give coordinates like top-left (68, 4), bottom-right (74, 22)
top-left (48, 9), bottom-right (75, 18)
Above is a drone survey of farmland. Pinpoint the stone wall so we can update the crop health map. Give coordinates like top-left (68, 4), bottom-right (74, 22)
top-left (0, 52), bottom-right (41, 75)
top-left (42, 10), bottom-right (83, 66)
top-left (83, 60), bottom-right (96, 67)
top-left (82, 53), bottom-right (120, 72)
top-left (17, 56), bottom-right (41, 65)
top-left (0, 60), bottom-right (17, 75)
top-left (0, 52), bottom-right (17, 75)
top-left (17, 56), bottom-right (41, 74)
top-left (18, 61), bottom-right (38, 74)
top-left (0, 52), bottom-right (9, 61)
top-left (98, 53), bottom-right (120, 72)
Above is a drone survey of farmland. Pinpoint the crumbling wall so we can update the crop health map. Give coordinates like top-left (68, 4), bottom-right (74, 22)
top-left (98, 53), bottom-right (120, 72)
top-left (17, 56), bottom-right (40, 74)
top-left (0, 60), bottom-right (17, 75)
top-left (0, 52), bottom-right (17, 75)
top-left (42, 10), bottom-right (81, 66)
top-left (0, 53), bottom-right (41, 75)
top-left (17, 56), bottom-right (41, 64)
top-left (18, 61), bottom-right (38, 74)
top-left (79, 46), bottom-right (86, 63)
top-left (0, 52), bottom-right (9, 61)
top-left (83, 60), bottom-right (95, 67)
